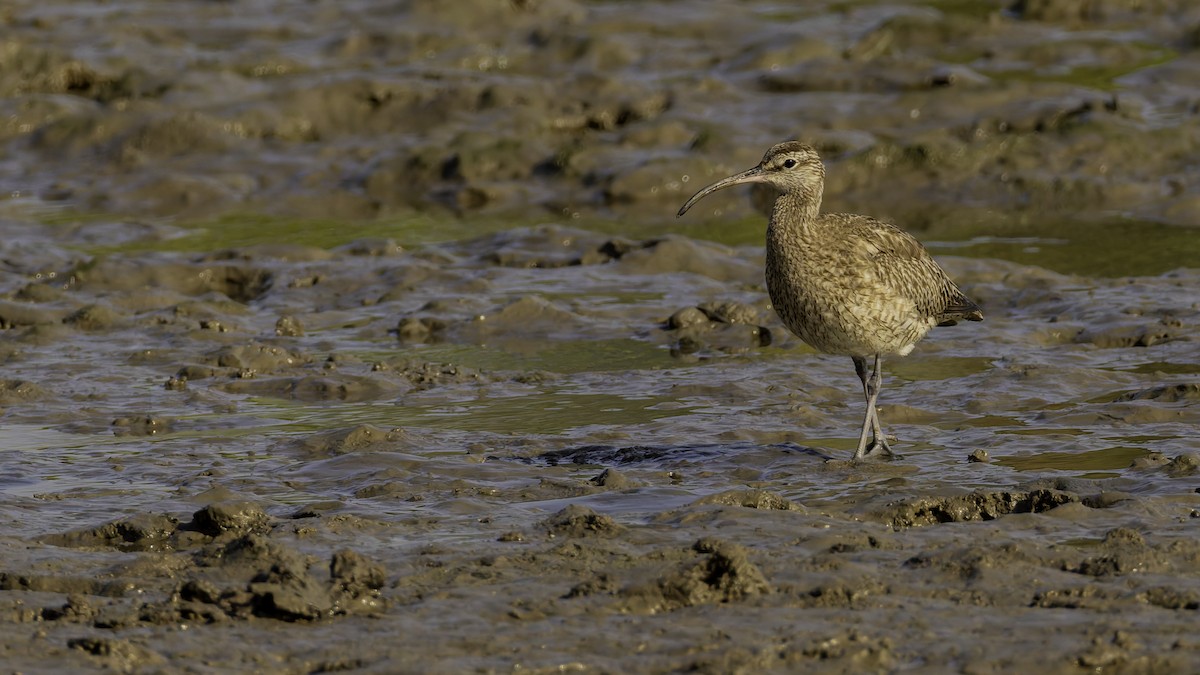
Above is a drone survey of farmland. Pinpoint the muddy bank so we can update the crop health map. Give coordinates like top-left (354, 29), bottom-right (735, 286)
top-left (2, 0), bottom-right (1200, 229)
top-left (3, 473), bottom-right (1198, 672)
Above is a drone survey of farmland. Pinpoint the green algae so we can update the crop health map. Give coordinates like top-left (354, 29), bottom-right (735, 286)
top-left (996, 445), bottom-right (1151, 472)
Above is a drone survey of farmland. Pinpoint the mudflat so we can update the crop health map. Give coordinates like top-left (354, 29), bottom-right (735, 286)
top-left (0, 0), bottom-right (1197, 672)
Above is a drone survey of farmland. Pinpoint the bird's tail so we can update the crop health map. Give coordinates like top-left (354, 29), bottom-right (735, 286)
top-left (937, 294), bottom-right (983, 326)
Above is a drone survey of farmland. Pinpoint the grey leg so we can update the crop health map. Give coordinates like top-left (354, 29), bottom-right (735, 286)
top-left (862, 354), bottom-right (895, 458)
top-left (851, 355), bottom-right (895, 459)
top-left (852, 356), bottom-right (873, 459)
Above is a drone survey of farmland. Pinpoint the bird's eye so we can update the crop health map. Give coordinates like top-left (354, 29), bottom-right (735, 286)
top-left (782, 158), bottom-right (797, 169)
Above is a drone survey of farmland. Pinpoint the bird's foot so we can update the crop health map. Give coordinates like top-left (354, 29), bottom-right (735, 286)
top-left (853, 436), bottom-right (900, 461)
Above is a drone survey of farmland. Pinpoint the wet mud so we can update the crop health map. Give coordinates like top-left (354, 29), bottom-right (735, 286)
top-left (2, 0), bottom-right (1200, 672)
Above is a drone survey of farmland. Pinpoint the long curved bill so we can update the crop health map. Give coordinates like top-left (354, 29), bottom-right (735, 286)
top-left (676, 165), bottom-right (768, 218)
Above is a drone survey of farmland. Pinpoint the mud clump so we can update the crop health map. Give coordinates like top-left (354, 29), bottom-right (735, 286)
top-left (665, 301), bottom-right (774, 355)
top-left (330, 549), bottom-right (388, 597)
top-left (1068, 527), bottom-right (1173, 577)
top-left (691, 489), bottom-right (802, 511)
top-left (63, 304), bottom-right (121, 331)
top-left (73, 260), bottom-right (273, 303)
top-left (38, 504), bottom-right (273, 553)
top-left (588, 468), bottom-right (632, 489)
top-left (781, 632), bottom-right (897, 671)
top-left (395, 292), bottom-right (604, 345)
top-left (188, 502), bottom-right (271, 538)
top-left (111, 415), bottom-right (172, 437)
top-left (0, 300), bottom-right (70, 328)
top-left (204, 342), bottom-right (309, 374)
top-left (243, 557), bottom-right (337, 621)
top-left (616, 237), bottom-right (761, 283)
top-left (0, 379), bottom-right (52, 404)
top-left (216, 374), bottom-right (399, 402)
top-left (176, 536), bottom-right (387, 622)
top-left (622, 538), bottom-right (772, 612)
top-left (40, 594), bottom-right (99, 622)
top-left (16, 504), bottom-right (372, 624)
top-left (40, 513), bottom-right (180, 552)
top-left (68, 636), bottom-right (165, 669)
top-left (394, 360), bottom-right (484, 389)
top-left (1166, 453), bottom-right (1199, 476)
top-left (0, 573), bottom-right (107, 596)
top-left (395, 317), bottom-right (446, 343)
top-left (1075, 322), bottom-right (1178, 348)
top-left (275, 315), bottom-right (304, 336)
top-left (291, 424), bottom-right (410, 456)
top-left (1140, 586), bottom-right (1200, 610)
top-left (1116, 384), bottom-right (1200, 403)
top-left (872, 489), bottom-right (1081, 528)
top-left (542, 505), bottom-right (624, 538)
top-left (463, 295), bottom-right (589, 342)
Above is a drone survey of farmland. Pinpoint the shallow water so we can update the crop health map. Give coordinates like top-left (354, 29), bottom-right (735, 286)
top-left (3, 213), bottom-right (1200, 670)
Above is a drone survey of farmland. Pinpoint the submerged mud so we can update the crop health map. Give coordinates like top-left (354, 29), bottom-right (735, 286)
top-left (1, 0), bottom-right (1199, 672)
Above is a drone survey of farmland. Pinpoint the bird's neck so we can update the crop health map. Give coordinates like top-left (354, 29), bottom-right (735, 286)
top-left (768, 190), bottom-right (822, 240)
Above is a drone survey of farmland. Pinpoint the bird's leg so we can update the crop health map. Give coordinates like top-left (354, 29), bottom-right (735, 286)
top-left (852, 356), bottom-right (874, 459)
top-left (851, 355), bottom-right (895, 459)
top-left (863, 354), bottom-right (895, 458)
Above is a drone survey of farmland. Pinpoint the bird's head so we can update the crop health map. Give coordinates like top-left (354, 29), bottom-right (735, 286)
top-left (677, 141), bottom-right (824, 218)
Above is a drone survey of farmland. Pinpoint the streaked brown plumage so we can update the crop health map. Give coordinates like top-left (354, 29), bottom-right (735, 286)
top-left (677, 141), bottom-right (982, 459)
